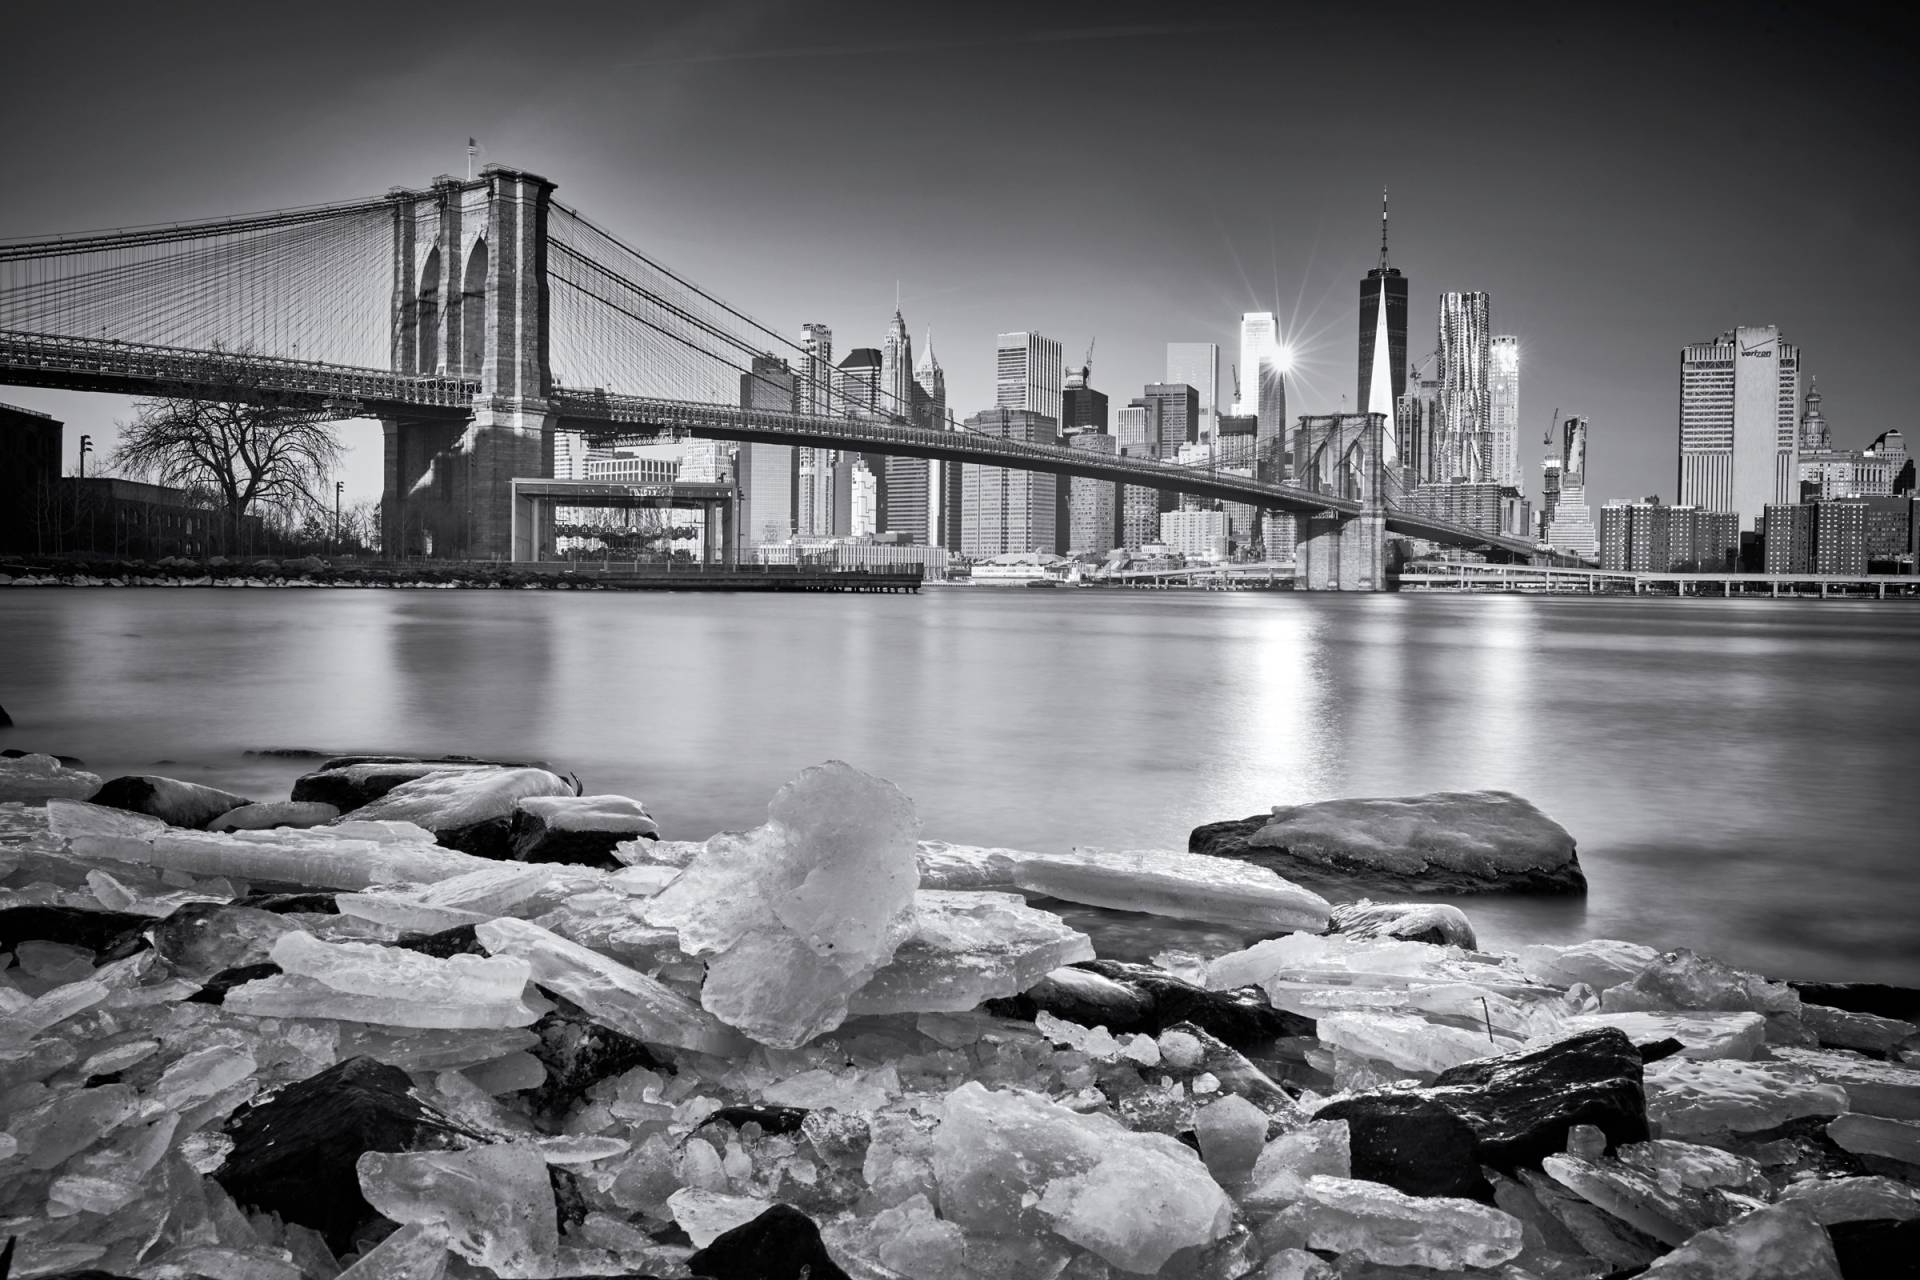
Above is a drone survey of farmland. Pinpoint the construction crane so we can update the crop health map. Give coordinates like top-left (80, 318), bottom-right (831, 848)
top-left (1544, 407), bottom-right (1560, 448)
top-left (1230, 362), bottom-right (1241, 405)
top-left (1083, 336), bottom-right (1095, 373)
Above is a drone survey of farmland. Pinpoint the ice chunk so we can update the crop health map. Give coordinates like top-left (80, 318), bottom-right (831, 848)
top-left (0, 752), bottom-right (103, 801)
top-left (1644, 1057), bottom-right (1849, 1135)
top-left (358, 1142), bottom-right (557, 1278)
top-left (849, 890), bottom-right (1093, 1016)
top-left (225, 971), bottom-right (543, 1030)
top-left (865, 1193), bottom-right (968, 1277)
top-left (1012, 846), bottom-right (1331, 933)
top-left (1826, 1112), bottom-right (1920, 1165)
top-left (1616, 1139), bottom-right (1767, 1195)
top-left (643, 761), bottom-right (921, 1047)
top-left (1638, 1203), bottom-right (1841, 1278)
top-left (1771, 1045), bottom-right (1920, 1121)
top-left (915, 839), bottom-right (1024, 891)
top-left (1317, 1010), bottom-right (1509, 1074)
top-left (1778, 1175), bottom-right (1920, 1224)
top-left (1600, 948), bottom-right (1801, 1017)
top-left (474, 916), bottom-right (747, 1056)
top-left (48, 799), bottom-right (490, 889)
top-left (1549, 1011), bottom-right (1768, 1061)
top-left (1542, 1153), bottom-right (1707, 1246)
top-left (1801, 1001), bottom-right (1918, 1054)
top-left (1328, 899), bottom-right (1477, 948)
top-left (932, 1081), bottom-right (1231, 1269)
top-left (336, 767), bottom-right (575, 854)
top-left (1193, 1093), bottom-right (1269, 1186)
top-left (668, 1187), bottom-right (776, 1247)
top-left (9, 1082), bottom-right (139, 1169)
top-left (1518, 939), bottom-right (1663, 991)
top-left (1245, 1120), bottom-right (1351, 1212)
top-left (219, 931), bottom-right (541, 1029)
top-left (1208, 931), bottom-right (1538, 1019)
top-left (1268, 1174), bottom-right (1525, 1270)
top-left (335, 1222), bottom-right (449, 1279)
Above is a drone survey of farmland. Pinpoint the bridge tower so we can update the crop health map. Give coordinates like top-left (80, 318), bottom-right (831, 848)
top-left (1291, 412), bottom-right (1391, 591)
top-left (381, 166), bottom-right (556, 559)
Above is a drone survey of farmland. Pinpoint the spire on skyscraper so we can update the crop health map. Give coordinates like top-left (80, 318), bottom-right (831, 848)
top-left (1379, 187), bottom-right (1390, 272)
top-left (917, 327), bottom-right (939, 372)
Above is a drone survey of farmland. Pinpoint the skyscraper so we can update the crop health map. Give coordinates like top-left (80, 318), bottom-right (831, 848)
top-left (1166, 343), bottom-right (1220, 443)
top-left (1236, 313), bottom-right (1274, 415)
top-left (1236, 312), bottom-right (1288, 476)
top-left (1140, 383), bottom-right (1200, 458)
top-left (736, 354), bottom-right (797, 548)
top-left (995, 331), bottom-right (1064, 426)
top-left (913, 333), bottom-right (952, 546)
top-left (879, 309), bottom-right (925, 541)
top-left (1357, 190), bottom-right (1407, 413)
top-left (795, 323), bottom-right (835, 536)
top-left (1436, 292), bottom-right (1492, 481)
top-left (1062, 363), bottom-right (1109, 432)
top-left (960, 408), bottom-right (1058, 556)
top-left (1488, 335), bottom-right (1521, 488)
top-left (1799, 376), bottom-right (1831, 451)
top-left (1678, 326), bottom-right (1801, 531)
top-left (1540, 414), bottom-right (1597, 559)
top-left (1066, 429), bottom-right (1118, 554)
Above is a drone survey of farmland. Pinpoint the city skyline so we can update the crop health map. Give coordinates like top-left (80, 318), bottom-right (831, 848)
top-left (1, 2), bottom-right (1912, 519)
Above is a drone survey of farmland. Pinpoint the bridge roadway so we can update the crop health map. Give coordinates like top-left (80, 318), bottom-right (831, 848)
top-left (0, 330), bottom-right (1548, 559)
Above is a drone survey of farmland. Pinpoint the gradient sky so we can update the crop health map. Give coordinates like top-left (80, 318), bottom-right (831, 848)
top-left (3, 1), bottom-right (1914, 511)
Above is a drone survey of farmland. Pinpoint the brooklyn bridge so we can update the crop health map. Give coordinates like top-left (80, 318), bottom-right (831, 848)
top-left (0, 165), bottom-right (1561, 589)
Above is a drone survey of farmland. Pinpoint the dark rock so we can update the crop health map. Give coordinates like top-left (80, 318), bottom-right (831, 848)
top-left (524, 994), bottom-right (663, 1118)
top-left (188, 962), bottom-right (283, 1005)
top-left (215, 1056), bottom-right (483, 1253)
top-left (208, 800), bottom-right (340, 832)
top-left (0, 905), bottom-right (151, 961)
top-left (234, 891), bottom-right (339, 915)
top-left (0, 747), bottom-right (85, 767)
top-left (1313, 1093), bottom-right (1491, 1200)
top-left (88, 775), bottom-right (252, 830)
top-left (1189, 790), bottom-right (1586, 896)
top-left (291, 760), bottom-right (499, 810)
top-left (391, 924), bottom-right (486, 958)
top-left (697, 1106), bottom-right (810, 1137)
top-left (1638, 1036), bottom-right (1687, 1064)
top-left (550, 1165), bottom-right (588, 1231)
top-left (149, 903), bottom-right (289, 976)
top-left (509, 795), bottom-right (659, 868)
top-left (1790, 981), bottom-right (1920, 1025)
top-left (985, 959), bottom-right (1312, 1054)
top-left (1828, 1219), bottom-right (1920, 1280)
top-left (244, 747), bottom-right (338, 759)
top-left (1421, 1027), bottom-right (1650, 1170)
top-left (685, 1203), bottom-right (850, 1280)
top-left (0, 703), bottom-right (10, 727)
top-left (323, 766), bottom-right (576, 859)
top-left (1328, 900), bottom-right (1477, 949)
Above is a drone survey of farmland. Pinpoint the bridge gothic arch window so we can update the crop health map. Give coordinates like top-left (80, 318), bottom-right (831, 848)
top-left (459, 237), bottom-right (488, 380)
top-left (417, 246), bottom-right (442, 374)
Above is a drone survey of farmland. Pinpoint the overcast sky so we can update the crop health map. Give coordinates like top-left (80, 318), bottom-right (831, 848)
top-left (3, 0), bottom-right (1914, 509)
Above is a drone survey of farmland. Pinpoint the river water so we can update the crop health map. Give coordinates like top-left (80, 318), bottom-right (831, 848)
top-left (2, 587), bottom-right (1916, 985)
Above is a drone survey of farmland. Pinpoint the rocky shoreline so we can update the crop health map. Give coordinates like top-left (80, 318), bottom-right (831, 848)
top-left (0, 747), bottom-right (1913, 1279)
top-left (0, 557), bottom-right (626, 591)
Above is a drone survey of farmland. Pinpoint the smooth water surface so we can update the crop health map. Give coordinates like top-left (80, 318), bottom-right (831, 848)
top-left (3, 587), bottom-right (1916, 984)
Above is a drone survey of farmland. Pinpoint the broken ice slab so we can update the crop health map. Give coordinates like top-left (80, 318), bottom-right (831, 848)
top-left (218, 931), bottom-right (543, 1029)
top-left (1541, 1153), bottom-right (1710, 1246)
top-left (1518, 939), bottom-right (1663, 992)
top-left (335, 1221), bottom-right (451, 1279)
top-left (931, 1080), bottom-right (1232, 1273)
top-left (1637, 1203), bottom-right (1843, 1279)
top-left (1011, 846), bottom-right (1331, 933)
top-left (914, 839), bottom-right (1025, 891)
top-left (847, 890), bottom-right (1093, 1016)
top-left (1546, 1011), bottom-right (1769, 1061)
top-left (1599, 947), bottom-right (1803, 1017)
top-left (1776, 1174), bottom-right (1920, 1224)
top-left (1770, 1046), bottom-right (1920, 1121)
top-left (668, 1187), bottom-right (777, 1247)
top-left (1267, 1174), bottom-right (1526, 1271)
top-left (0, 752), bottom-right (103, 802)
top-left (48, 799), bottom-right (493, 889)
top-left (1316, 1009), bottom-right (1512, 1074)
top-left (1643, 1056), bottom-right (1849, 1135)
top-left (357, 1141), bottom-right (558, 1279)
top-left (1801, 1001), bottom-right (1919, 1055)
top-left (1244, 1119), bottom-right (1352, 1212)
top-left (1207, 931), bottom-right (1541, 1018)
top-left (642, 761), bottom-right (921, 1048)
top-left (1826, 1112), bottom-right (1920, 1165)
top-left (1615, 1139), bottom-right (1768, 1195)
top-left (474, 916), bottom-right (747, 1057)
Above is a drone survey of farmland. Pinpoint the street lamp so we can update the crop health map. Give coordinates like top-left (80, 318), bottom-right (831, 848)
top-left (335, 480), bottom-right (344, 555)
top-left (79, 435), bottom-right (92, 478)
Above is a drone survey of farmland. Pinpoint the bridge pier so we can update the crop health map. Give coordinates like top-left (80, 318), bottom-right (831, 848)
top-left (381, 417), bottom-right (465, 557)
top-left (1289, 413), bottom-right (1392, 591)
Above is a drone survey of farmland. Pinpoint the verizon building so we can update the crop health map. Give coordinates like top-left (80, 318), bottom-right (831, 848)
top-left (1678, 326), bottom-right (1801, 531)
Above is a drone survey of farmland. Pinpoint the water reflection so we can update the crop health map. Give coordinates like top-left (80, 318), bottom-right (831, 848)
top-left (3, 589), bottom-right (1916, 984)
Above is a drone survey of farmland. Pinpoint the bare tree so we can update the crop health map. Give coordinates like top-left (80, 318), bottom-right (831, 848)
top-left (110, 362), bottom-right (344, 553)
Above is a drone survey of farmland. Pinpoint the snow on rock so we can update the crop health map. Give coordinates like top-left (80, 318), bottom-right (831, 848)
top-left (508, 794), bottom-right (658, 867)
top-left (1266, 1174), bottom-right (1526, 1270)
top-left (932, 1081), bottom-right (1233, 1272)
top-left (0, 752), bottom-right (103, 802)
top-left (642, 760), bottom-right (920, 1048)
top-left (89, 774), bottom-right (254, 829)
top-left (1011, 845), bottom-right (1332, 933)
top-left (1327, 899), bottom-right (1478, 948)
top-left (1189, 789), bottom-right (1586, 895)
top-left (847, 889), bottom-right (1093, 1016)
top-left (335, 767), bottom-right (576, 858)
top-left (208, 801), bottom-right (341, 832)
